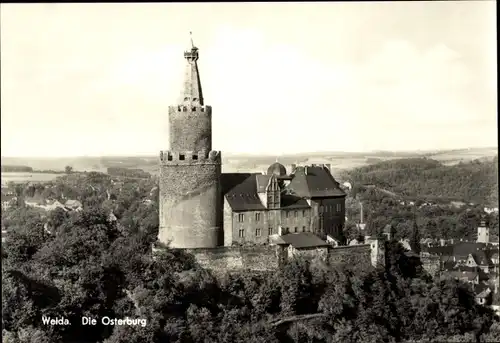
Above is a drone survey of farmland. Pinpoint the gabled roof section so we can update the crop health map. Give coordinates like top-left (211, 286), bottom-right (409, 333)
top-left (276, 232), bottom-right (330, 249)
top-left (221, 173), bottom-right (266, 211)
top-left (280, 194), bottom-right (310, 209)
top-left (286, 165), bottom-right (346, 198)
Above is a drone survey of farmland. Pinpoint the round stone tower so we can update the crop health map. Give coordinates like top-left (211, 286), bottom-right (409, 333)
top-left (158, 34), bottom-right (222, 249)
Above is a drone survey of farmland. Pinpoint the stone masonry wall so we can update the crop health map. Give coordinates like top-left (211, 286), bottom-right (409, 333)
top-left (328, 244), bottom-right (372, 267)
top-left (188, 245), bottom-right (281, 274)
top-left (168, 106), bottom-right (212, 152)
top-left (187, 243), bottom-right (374, 276)
top-left (159, 154), bottom-right (221, 248)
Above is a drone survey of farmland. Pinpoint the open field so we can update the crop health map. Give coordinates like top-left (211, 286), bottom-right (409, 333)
top-left (1, 147), bottom-right (497, 177)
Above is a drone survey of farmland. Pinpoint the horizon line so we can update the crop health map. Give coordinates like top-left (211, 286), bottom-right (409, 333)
top-left (1, 146), bottom-right (497, 160)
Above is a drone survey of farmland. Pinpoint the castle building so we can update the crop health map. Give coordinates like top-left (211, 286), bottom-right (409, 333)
top-left (158, 37), bottom-right (346, 249)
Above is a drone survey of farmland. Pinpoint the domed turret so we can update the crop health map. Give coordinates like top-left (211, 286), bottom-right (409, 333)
top-left (267, 162), bottom-right (287, 177)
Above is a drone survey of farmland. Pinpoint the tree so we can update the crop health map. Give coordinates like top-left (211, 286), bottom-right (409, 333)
top-left (410, 220), bottom-right (421, 255)
top-left (64, 166), bottom-right (73, 174)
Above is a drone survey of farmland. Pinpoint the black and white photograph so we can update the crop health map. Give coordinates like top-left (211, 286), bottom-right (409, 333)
top-left (1, 2), bottom-right (498, 342)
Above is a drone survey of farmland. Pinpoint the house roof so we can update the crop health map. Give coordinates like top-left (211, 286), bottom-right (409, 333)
top-left (222, 166), bottom-right (344, 211)
top-left (280, 194), bottom-right (310, 209)
top-left (428, 242), bottom-right (496, 261)
top-left (449, 271), bottom-right (478, 281)
top-left (221, 173), bottom-right (266, 211)
top-left (474, 283), bottom-right (491, 298)
top-left (443, 261), bottom-right (458, 271)
top-left (274, 232), bottom-right (330, 249)
top-left (285, 166), bottom-right (346, 198)
top-left (470, 252), bottom-right (493, 266)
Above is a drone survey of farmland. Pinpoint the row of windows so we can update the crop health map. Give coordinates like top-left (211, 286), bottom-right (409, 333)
top-left (238, 226), bottom-right (311, 238)
top-left (319, 204), bottom-right (342, 213)
top-left (237, 210), bottom-right (311, 222)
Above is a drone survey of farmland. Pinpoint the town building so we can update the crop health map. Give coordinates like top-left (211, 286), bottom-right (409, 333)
top-left (420, 219), bottom-right (499, 306)
top-left (158, 36), bottom-right (346, 250)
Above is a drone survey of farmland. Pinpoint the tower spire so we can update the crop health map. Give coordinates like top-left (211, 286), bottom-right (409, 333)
top-left (179, 31), bottom-right (204, 106)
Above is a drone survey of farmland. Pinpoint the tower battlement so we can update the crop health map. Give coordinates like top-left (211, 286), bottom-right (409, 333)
top-left (160, 150), bottom-right (221, 165)
top-left (170, 105), bottom-right (211, 113)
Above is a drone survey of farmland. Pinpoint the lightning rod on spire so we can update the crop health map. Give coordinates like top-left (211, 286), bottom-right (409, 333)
top-left (189, 31), bottom-right (194, 48)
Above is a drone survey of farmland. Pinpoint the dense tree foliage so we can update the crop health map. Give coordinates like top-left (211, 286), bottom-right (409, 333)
top-left (342, 157), bottom-right (498, 207)
top-left (343, 180), bottom-right (499, 241)
top-left (2, 170), bottom-right (498, 342)
top-left (106, 167), bottom-right (151, 179)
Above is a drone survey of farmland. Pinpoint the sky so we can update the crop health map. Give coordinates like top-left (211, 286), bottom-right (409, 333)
top-left (1, 2), bottom-right (497, 157)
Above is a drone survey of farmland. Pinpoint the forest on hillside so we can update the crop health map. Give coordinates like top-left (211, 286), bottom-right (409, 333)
top-left (2, 172), bottom-right (500, 343)
top-left (341, 157), bottom-right (499, 207)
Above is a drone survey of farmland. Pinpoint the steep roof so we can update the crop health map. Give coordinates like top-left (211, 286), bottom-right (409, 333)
top-left (273, 232), bottom-right (330, 249)
top-left (474, 283), bottom-right (491, 298)
top-left (280, 194), bottom-right (310, 209)
top-left (286, 166), bottom-right (346, 198)
top-left (470, 252), bottom-right (493, 266)
top-left (221, 173), bottom-right (266, 211)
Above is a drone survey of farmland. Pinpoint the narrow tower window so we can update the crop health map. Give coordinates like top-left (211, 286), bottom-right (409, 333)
top-left (179, 154), bottom-right (185, 160)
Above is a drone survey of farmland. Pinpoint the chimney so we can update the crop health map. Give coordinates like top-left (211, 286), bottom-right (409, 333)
top-left (278, 226), bottom-right (283, 236)
top-left (440, 238), bottom-right (445, 246)
top-left (360, 202), bottom-right (364, 224)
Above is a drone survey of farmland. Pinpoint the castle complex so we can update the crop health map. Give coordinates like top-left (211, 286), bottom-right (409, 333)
top-left (158, 37), bottom-right (347, 250)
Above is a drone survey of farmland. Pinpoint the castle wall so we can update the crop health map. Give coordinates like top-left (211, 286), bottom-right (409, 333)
top-left (168, 105), bottom-right (212, 152)
top-left (159, 151), bottom-right (221, 248)
top-left (328, 244), bottom-right (372, 267)
top-left (289, 246), bottom-right (329, 264)
top-left (187, 245), bottom-right (283, 274)
top-left (183, 242), bottom-right (377, 276)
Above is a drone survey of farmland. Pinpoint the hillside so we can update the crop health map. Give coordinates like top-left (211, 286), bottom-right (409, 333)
top-left (340, 156), bottom-right (499, 207)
